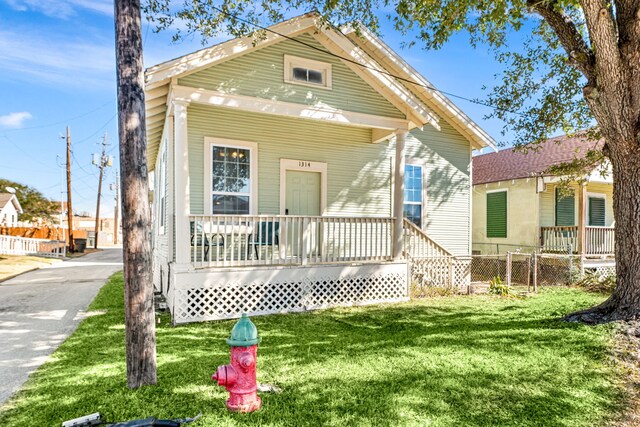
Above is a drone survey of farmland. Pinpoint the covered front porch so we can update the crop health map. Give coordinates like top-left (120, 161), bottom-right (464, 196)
top-left (540, 226), bottom-right (615, 256)
top-left (539, 178), bottom-right (615, 258)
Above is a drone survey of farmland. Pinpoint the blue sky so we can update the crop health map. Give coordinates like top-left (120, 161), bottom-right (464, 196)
top-left (0, 0), bottom-right (510, 217)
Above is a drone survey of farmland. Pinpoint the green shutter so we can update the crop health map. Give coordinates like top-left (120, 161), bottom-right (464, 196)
top-left (487, 191), bottom-right (507, 238)
top-left (588, 197), bottom-right (606, 226)
top-left (555, 188), bottom-right (575, 226)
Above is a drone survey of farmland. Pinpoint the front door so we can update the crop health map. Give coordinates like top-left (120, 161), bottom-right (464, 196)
top-left (285, 171), bottom-right (321, 259)
top-left (285, 171), bottom-right (321, 216)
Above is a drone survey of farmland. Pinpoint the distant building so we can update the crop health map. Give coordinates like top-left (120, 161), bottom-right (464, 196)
top-left (0, 193), bottom-right (23, 227)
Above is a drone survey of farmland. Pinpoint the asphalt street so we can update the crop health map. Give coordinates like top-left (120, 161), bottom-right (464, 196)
top-left (0, 248), bottom-right (123, 406)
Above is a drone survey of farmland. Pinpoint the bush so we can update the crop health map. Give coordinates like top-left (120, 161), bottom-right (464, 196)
top-left (489, 276), bottom-right (512, 296)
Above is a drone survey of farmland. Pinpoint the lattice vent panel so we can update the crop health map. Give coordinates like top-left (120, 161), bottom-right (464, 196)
top-left (590, 265), bottom-right (616, 277)
top-left (172, 265), bottom-right (407, 323)
top-left (409, 256), bottom-right (471, 290)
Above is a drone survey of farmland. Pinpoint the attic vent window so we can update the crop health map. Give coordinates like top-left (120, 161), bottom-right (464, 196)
top-left (284, 55), bottom-right (332, 89)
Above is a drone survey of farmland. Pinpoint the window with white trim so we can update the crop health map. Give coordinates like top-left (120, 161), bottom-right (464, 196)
top-left (211, 144), bottom-right (253, 214)
top-left (403, 164), bottom-right (423, 227)
top-left (284, 55), bottom-right (332, 89)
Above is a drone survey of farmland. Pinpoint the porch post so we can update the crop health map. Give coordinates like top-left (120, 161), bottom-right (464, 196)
top-left (578, 182), bottom-right (587, 257)
top-left (173, 99), bottom-right (191, 265)
top-left (393, 130), bottom-right (408, 261)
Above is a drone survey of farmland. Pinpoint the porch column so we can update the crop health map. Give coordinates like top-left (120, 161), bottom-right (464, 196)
top-left (393, 130), bottom-right (408, 261)
top-left (173, 99), bottom-right (191, 265)
top-left (578, 182), bottom-right (587, 257)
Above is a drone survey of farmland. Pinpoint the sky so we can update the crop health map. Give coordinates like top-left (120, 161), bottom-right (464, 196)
top-left (0, 0), bottom-right (512, 218)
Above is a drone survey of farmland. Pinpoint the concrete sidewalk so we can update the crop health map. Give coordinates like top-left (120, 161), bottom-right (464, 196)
top-left (0, 248), bottom-right (123, 406)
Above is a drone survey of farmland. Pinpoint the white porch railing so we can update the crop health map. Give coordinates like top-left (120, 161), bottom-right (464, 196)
top-left (189, 215), bottom-right (394, 268)
top-left (402, 218), bottom-right (452, 258)
top-left (585, 227), bottom-right (615, 255)
top-left (0, 235), bottom-right (66, 258)
top-left (540, 226), bottom-right (615, 255)
top-left (540, 226), bottom-right (577, 253)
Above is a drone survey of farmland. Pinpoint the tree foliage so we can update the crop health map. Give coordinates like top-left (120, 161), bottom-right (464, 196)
top-left (0, 178), bottom-right (58, 222)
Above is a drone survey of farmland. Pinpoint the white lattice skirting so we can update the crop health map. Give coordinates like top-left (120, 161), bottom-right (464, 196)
top-left (170, 262), bottom-right (408, 324)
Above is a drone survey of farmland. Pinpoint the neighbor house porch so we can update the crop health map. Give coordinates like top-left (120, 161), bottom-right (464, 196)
top-left (539, 179), bottom-right (615, 258)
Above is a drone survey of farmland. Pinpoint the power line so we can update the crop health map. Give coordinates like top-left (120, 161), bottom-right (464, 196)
top-left (2, 99), bottom-right (115, 133)
top-left (74, 114), bottom-right (117, 145)
top-left (207, 6), bottom-right (525, 117)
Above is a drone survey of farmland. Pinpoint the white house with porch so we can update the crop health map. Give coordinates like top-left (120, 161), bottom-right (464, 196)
top-left (145, 13), bottom-right (496, 324)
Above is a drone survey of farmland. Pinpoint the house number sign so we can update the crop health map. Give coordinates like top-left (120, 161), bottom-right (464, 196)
top-left (298, 161), bottom-right (312, 168)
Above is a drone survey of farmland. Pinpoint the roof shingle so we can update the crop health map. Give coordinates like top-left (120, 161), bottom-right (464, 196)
top-left (472, 134), bottom-right (603, 185)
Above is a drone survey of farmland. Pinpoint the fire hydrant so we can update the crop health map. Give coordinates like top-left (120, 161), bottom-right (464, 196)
top-left (212, 314), bottom-right (262, 413)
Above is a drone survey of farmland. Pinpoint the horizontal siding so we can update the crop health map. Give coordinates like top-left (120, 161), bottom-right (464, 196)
top-left (540, 182), bottom-right (614, 227)
top-left (178, 33), bottom-right (404, 119)
top-left (187, 104), bottom-right (392, 217)
top-left (184, 105), bottom-right (473, 255)
top-left (406, 122), bottom-right (471, 255)
top-left (472, 179), bottom-right (541, 249)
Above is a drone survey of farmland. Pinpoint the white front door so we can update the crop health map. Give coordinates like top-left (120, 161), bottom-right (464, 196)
top-left (285, 171), bottom-right (321, 216)
top-left (284, 171), bottom-right (321, 258)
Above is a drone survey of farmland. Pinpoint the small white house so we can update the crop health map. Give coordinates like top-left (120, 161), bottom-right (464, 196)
top-left (0, 193), bottom-right (22, 227)
top-left (145, 13), bottom-right (496, 324)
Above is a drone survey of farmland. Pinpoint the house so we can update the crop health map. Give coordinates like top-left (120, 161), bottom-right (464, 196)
top-left (472, 135), bottom-right (614, 261)
top-left (145, 13), bottom-right (496, 324)
top-left (0, 193), bottom-right (22, 227)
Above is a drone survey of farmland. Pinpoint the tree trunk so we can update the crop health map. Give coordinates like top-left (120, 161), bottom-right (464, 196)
top-left (114, 0), bottom-right (157, 388)
top-left (566, 137), bottom-right (640, 323)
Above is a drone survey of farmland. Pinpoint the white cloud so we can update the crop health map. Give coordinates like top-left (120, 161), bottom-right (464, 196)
top-left (4, 0), bottom-right (112, 19)
top-left (0, 30), bottom-right (115, 88)
top-left (0, 112), bottom-right (32, 128)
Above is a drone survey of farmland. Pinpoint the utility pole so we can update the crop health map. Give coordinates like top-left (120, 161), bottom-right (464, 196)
top-left (110, 171), bottom-right (120, 245)
top-left (66, 126), bottom-right (75, 253)
top-left (93, 132), bottom-right (111, 249)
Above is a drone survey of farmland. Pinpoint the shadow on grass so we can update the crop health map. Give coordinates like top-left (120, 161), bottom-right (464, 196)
top-left (0, 276), bottom-right (621, 427)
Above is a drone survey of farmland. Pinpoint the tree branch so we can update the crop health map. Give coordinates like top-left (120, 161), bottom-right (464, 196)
top-left (526, 0), bottom-right (596, 82)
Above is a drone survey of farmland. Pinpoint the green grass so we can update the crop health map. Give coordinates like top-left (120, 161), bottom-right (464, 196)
top-left (0, 274), bottom-right (623, 426)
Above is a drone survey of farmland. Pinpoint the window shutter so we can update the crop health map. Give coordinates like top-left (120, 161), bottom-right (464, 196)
top-left (486, 192), bottom-right (507, 238)
top-left (588, 197), bottom-right (606, 226)
top-left (555, 189), bottom-right (575, 226)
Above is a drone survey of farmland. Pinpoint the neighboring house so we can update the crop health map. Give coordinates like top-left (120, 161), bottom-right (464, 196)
top-left (145, 13), bottom-right (496, 323)
top-left (472, 135), bottom-right (614, 260)
top-left (0, 193), bottom-right (22, 227)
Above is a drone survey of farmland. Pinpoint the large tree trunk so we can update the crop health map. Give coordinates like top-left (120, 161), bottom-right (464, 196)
top-left (566, 137), bottom-right (640, 323)
top-left (114, 0), bottom-right (157, 388)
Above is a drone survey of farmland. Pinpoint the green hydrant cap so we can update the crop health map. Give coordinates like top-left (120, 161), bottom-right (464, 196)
top-left (226, 314), bottom-right (261, 346)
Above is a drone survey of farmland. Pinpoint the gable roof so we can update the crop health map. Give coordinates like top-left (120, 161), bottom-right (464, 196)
top-left (472, 134), bottom-right (603, 185)
top-left (145, 12), bottom-right (496, 165)
top-left (342, 25), bottom-right (496, 151)
top-left (0, 193), bottom-right (23, 213)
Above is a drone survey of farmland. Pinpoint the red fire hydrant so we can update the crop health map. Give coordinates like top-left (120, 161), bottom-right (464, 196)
top-left (212, 314), bottom-right (262, 412)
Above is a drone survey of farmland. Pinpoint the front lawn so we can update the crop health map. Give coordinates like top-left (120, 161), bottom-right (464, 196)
top-left (0, 274), bottom-right (622, 426)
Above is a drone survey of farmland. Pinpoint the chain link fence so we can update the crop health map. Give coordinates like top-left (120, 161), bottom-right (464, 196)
top-left (409, 252), bottom-right (584, 297)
